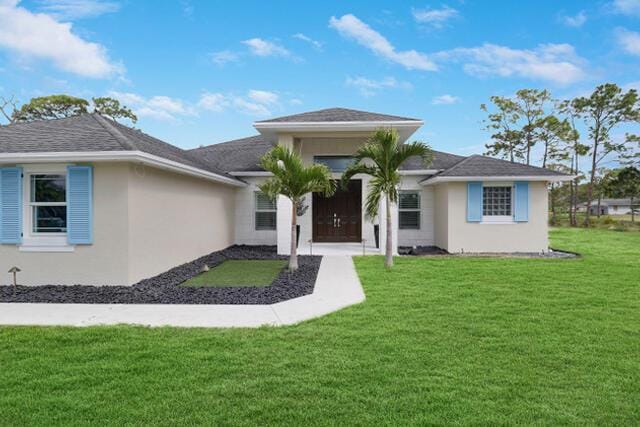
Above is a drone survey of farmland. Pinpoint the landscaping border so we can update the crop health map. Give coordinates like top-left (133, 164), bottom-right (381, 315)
top-left (0, 246), bottom-right (322, 305)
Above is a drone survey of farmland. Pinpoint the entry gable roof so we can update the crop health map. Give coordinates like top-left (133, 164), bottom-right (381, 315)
top-left (255, 107), bottom-right (421, 123)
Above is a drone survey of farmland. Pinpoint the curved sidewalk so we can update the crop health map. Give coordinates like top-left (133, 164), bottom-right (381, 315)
top-left (0, 256), bottom-right (365, 328)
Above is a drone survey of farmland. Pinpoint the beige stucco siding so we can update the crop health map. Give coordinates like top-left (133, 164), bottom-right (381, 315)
top-left (234, 177), bottom-right (277, 245)
top-left (126, 164), bottom-right (236, 284)
top-left (433, 183), bottom-right (449, 250)
top-left (438, 181), bottom-right (548, 253)
top-left (0, 162), bottom-right (130, 286)
top-left (397, 176), bottom-right (435, 247)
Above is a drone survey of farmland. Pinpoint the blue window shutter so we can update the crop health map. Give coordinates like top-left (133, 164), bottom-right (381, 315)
top-left (514, 182), bottom-right (529, 222)
top-left (467, 181), bottom-right (482, 222)
top-left (67, 166), bottom-right (93, 244)
top-left (0, 167), bottom-right (23, 244)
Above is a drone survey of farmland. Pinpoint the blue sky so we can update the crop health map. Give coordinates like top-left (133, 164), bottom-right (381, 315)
top-left (1, 0), bottom-right (639, 161)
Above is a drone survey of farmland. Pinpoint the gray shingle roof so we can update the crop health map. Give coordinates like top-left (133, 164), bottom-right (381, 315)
top-left (435, 155), bottom-right (566, 177)
top-left (400, 150), bottom-right (466, 170)
top-left (189, 135), bottom-right (274, 172)
top-left (0, 114), bottom-right (233, 178)
top-left (256, 107), bottom-right (420, 123)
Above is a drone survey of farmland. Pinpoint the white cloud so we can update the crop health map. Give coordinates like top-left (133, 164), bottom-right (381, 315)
top-left (562, 10), bottom-right (587, 27)
top-left (616, 28), bottom-right (640, 56)
top-left (231, 97), bottom-right (271, 116)
top-left (290, 98), bottom-right (303, 105)
top-left (345, 76), bottom-right (411, 96)
top-left (198, 90), bottom-right (280, 117)
top-left (37, 0), bottom-right (119, 20)
top-left (248, 89), bottom-right (279, 105)
top-left (432, 94), bottom-right (460, 105)
top-left (293, 33), bottom-right (322, 49)
top-left (329, 14), bottom-right (437, 71)
top-left (612, 0), bottom-right (640, 16)
top-left (108, 91), bottom-right (194, 121)
top-left (242, 38), bottom-right (290, 57)
top-left (0, 0), bottom-right (122, 78)
top-left (412, 5), bottom-right (459, 28)
top-left (197, 92), bottom-right (228, 112)
top-left (210, 50), bottom-right (240, 65)
top-left (437, 43), bottom-right (586, 85)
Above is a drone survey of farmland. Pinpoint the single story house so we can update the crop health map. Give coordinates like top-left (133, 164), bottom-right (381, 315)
top-left (0, 108), bottom-right (571, 285)
top-left (577, 199), bottom-right (638, 216)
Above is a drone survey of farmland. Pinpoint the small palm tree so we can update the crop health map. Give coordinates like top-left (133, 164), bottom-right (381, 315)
top-left (259, 145), bottom-right (335, 271)
top-left (342, 128), bottom-right (432, 268)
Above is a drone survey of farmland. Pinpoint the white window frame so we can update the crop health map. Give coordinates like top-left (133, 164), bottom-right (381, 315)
top-left (481, 182), bottom-right (515, 224)
top-left (254, 192), bottom-right (277, 231)
top-left (20, 164), bottom-right (74, 252)
top-left (398, 191), bottom-right (421, 230)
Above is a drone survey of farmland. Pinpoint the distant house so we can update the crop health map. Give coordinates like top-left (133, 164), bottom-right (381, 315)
top-left (577, 199), bottom-right (638, 215)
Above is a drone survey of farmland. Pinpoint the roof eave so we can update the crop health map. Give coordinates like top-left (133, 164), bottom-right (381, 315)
top-left (253, 120), bottom-right (423, 142)
top-left (420, 175), bottom-right (576, 185)
top-left (0, 151), bottom-right (246, 187)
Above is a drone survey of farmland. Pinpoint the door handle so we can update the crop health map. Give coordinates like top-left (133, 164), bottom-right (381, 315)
top-left (337, 218), bottom-right (341, 228)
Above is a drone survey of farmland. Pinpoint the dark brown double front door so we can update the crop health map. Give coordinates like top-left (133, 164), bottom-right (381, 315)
top-left (312, 180), bottom-right (362, 242)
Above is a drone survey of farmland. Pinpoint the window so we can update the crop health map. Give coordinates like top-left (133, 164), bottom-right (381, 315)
top-left (30, 174), bottom-right (67, 234)
top-left (399, 192), bottom-right (420, 229)
top-left (255, 192), bottom-right (277, 230)
top-left (482, 186), bottom-right (512, 218)
top-left (313, 156), bottom-right (354, 172)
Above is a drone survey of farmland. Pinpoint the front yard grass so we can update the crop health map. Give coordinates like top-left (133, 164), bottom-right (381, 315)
top-left (180, 259), bottom-right (286, 287)
top-left (0, 228), bottom-right (638, 425)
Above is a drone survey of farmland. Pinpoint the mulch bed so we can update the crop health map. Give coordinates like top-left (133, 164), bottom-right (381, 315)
top-left (0, 246), bottom-right (322, 305)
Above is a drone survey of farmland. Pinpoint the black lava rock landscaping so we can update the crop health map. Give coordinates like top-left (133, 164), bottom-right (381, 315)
top-left (0, 246), bottom-right (322, 305)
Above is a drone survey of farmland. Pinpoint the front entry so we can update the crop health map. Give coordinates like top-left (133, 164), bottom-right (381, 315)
top-left (313, 180), bottom-right (362, 242)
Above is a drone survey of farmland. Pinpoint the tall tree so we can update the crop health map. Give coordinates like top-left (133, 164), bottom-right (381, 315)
top-left (12, 95), bottom-right (89, 122)
top-left (341, 128), bottom-right (432, 269)
top-left (557, 100), bottom-right (589, 226)
top-left (481, 97), bottom-right (524, 162)
top-left (10, 94), bottom-right (137, 124)
top-left (515, 89), bottom-right (552, 165)
top-left (546, 163), bottom-right (573, 225)
top-left (259, 145), bottom-right (335, 272)
top-left (0, 95), bottom-right (19, 124)
top-left (481, 89), bottom-right (551, 165)
top-left (607, 167), bottom-right (640, 222)
top-left (535, 115), bottom-right (572, 168)
top-left (572, 83), bottom-right (640, 226)
top-left (92, 97), bottom-right (137, 123)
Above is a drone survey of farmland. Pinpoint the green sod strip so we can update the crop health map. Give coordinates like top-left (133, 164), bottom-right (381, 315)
top-left (180, 259), bottom-right (287, 287)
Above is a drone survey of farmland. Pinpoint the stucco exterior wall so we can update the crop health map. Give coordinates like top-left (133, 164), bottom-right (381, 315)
top-left (126, 164), bottom-right (236, 284)
top-left (0, 162), bottom-right (130, 286)
top-left (234, 177), bottom-right (277, 245)
top-left (442, 181), bottom-right (549, 253)
top-left (433, 184), bottom-right (449, 250)
top-left (397, 176), bottom-right (435, 247)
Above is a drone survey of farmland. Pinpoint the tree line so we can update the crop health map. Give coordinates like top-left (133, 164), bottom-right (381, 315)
top-left (481, 83), bottom-right (640, 225)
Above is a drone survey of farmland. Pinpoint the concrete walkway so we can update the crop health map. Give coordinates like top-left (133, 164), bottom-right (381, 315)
top-left (0, 256), bottom-right (365, 328)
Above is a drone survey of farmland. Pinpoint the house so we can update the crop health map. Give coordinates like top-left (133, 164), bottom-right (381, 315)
top-left (577, 199), bottom-right (638, 216)
top-left (0, 108), bottom-right (571, 285)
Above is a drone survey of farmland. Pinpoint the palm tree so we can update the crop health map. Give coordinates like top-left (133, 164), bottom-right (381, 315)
top-left (341, 128), bottom-right (432, 268)
top-left (259, 145), bottom-right (335, 272)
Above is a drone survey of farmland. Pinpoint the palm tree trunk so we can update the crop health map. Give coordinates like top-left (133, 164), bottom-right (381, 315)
top-left (384, 193), bottom-right (393, 269)
top-left (289, 201), bottom-right (298, 272)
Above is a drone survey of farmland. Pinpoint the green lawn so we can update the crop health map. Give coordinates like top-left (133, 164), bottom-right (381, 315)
top-left (181, 260), bottom-right (286, 287)
top-left (0, 229), bottom-right (638, 425)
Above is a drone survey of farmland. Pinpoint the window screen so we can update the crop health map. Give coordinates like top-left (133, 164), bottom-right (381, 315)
top-left (399, 192), bottom-right (420, 229)
top-left (30, 174), bottom-right (67, 233)
top-left (255, 192), bottom-right (277, 230)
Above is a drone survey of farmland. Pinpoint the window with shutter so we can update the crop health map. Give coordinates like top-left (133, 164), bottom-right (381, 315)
top-left (255, 192), bottom-right (277, 230)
